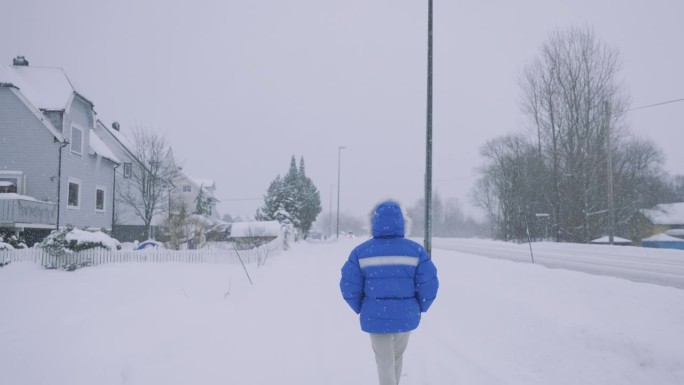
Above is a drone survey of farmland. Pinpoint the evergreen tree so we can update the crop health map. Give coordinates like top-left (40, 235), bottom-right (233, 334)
top-left (297, 157), bottom-right (322, 237)
top-left (256, 156), bottom-right (322, 238)
top-left (194, 186), bottom-right (217, 216)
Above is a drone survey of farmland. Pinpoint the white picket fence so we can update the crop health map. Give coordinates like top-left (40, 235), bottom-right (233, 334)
top-left (0, 239), bottom-right (283, 268)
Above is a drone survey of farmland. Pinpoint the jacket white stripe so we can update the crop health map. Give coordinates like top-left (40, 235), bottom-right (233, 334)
top-left (358, 256), bottom-right (419, 268)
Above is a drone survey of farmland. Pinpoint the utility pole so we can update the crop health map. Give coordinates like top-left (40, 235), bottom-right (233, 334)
top-left (424, 0), bottom-right (434, 254)
top-left (605, 101), bottom-right (615, 245)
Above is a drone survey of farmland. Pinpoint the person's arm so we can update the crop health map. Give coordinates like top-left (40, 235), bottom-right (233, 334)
top-left (340, 251), bottom-right (364, 314)
top-left (415, 248), bottom-right (438, 312)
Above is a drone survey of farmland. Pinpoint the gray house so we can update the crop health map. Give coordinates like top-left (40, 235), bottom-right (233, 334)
top-left (0, 56), bottom-right (119, 244)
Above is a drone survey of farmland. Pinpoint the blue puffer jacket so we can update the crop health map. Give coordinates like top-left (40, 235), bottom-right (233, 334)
top-left (340, 201), bottom-right (439, 333)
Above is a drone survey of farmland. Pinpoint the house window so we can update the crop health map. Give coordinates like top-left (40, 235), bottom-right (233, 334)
top-left (0, 178), bottom-right (18, 194)
top-left (68, 180), bottom-right (80, 208)
top-left (71, 126), bottom-right (83, 155)
top-left (182, 185), bottom-right (192, 193)
top-left (0, 172), bottom-right (23, 194)
top-left (95, 187), bottom-right (105, 211)
top-left (123, 163), bottom-right (132, 178)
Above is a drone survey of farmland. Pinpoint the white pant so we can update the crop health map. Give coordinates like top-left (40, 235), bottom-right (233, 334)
top-left (369, 332), bottom-right (411, 385)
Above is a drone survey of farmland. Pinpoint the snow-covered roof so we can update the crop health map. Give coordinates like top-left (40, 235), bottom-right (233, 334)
top-left (193, 178), bottom-right (216, 191)
top-left (641, 233), bottom-right (684, 242)
top-left (230, 221), bottom-right (282, 238)
top-left (665, 229), bottom-right (684, 237)
top-left (589, 236), bottom-right (632, 244)
top-left (99, 119), bottom-right (136, 151)
top-left (0, 64), bottom-right (75, 110)
top-left (642, 202), bottom-right (684, 225)
top-left (89, 132), bottom-right (121, 164)
top-left (0, 193), bottom-right (42, 202)
top-left (177, 169), bottom-right (216, 197)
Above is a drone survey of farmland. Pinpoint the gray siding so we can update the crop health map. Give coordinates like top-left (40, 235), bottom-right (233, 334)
top-left (95, 125), bottom-right (145, 226)
top-left (58, 98), bottom-right (114, 230)
top-left (0, 88), bottom-right (61, 204)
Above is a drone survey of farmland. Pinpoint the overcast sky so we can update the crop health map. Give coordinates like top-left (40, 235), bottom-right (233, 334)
top-left (3, 0), bottom-right (683, 220)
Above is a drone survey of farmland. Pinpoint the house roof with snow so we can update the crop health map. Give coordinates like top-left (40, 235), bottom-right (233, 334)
top-left (642, 202), bottom-right (684, 226)
top-left (0, 63), bottom-right (91, 111)
top-left (193, 178), bottom-right (216, 192)
top-left (94, 119), bottom-right (149, 171)
top-left (641, 233), bottom-right (684, 242)
top-left (88, 132), bottom-right (121, 164)
top-left (176, 169), bottom-right (217, 197)
top-left (589, 236), bottom-right (632, 244)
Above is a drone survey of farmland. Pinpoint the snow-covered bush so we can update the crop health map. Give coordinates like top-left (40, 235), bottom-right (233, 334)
top-left (0, 231), bottom-right (27, 249)
top-left (165, 201), bottom-right (215, 250)
top-left (37, 226), bottom-right (121, 270)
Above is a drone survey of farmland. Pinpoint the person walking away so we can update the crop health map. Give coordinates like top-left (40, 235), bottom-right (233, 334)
top-left (340, 200), bottom-right (439, 385)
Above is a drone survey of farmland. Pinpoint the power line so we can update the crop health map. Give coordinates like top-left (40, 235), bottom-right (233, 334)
top-left (628, 97), bottom-right (684, 112)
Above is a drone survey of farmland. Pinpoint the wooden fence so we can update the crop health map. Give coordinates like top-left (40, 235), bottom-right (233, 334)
top-left (0, 239), bottom-right (282, 268)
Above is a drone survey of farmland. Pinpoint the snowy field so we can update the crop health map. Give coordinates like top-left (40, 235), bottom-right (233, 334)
top-left (1, 238), bottom-right (683, 385)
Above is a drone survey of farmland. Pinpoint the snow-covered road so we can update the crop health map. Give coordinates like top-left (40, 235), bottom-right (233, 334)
top-left (432, 238), bottom-right (684, 289)
top-left (1, 239), bottom-right (683, 385)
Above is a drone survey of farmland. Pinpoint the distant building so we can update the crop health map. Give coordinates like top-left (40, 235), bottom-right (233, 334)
top-left (641, 202), bottom-right (684, 235)
top-left (170, 170), bottom-right (218, 219)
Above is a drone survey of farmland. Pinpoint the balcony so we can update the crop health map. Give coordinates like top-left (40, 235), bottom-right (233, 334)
top-left (0, 194), bottom-right (57, 229)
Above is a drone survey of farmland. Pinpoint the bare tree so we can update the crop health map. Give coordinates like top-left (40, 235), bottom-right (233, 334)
top-left (519, 26), bottom-right (631, 242)
top-left (117, 128), bottom-right (178, 240)
top-left (474, 26), bottom-right (668, 243)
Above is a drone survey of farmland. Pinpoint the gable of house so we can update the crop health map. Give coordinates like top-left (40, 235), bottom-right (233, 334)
top-left (0, 83), bottom-right (66, 198)
top-left (1, 58), bottom-right (119, 231)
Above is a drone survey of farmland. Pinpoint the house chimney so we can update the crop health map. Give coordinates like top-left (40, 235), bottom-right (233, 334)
top-left (12, 56), bottom-right (29, 66)
top-left (112, 121), bottom-right (120, 131)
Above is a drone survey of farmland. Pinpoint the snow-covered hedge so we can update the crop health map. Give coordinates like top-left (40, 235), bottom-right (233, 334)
top-left (37, 226), bottom-right (121, 270)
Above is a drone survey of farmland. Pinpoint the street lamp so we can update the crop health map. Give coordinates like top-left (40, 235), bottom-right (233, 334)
top-left (336, 146), bottom-right (346, 239)
top-left (424, 0), bottom-right (434, 254)
top-left (328, 183), bottom-right (333, 239)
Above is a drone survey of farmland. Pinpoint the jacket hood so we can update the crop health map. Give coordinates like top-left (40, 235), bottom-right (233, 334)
top-left (372, 201), bottom-right (405, 238)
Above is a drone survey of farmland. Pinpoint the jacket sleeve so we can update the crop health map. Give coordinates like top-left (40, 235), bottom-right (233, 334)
top-left (415, 247), bottom-right (438, 312)
top-left (340, 251), bottom-right (364, 314)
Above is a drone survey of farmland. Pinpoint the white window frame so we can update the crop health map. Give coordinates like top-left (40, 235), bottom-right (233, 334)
top-left (95, 185), bottom-right (106, 212)
top-left (0, 171), bottom-right (23, 194)
top-left (67, 178), bottom-right (81, 209)
top-left (123, 162), bottom-right (132, 178)
top-left (182, 185), bottom-right (192, 193)
top-left (70, 125), bottom-right (84, 156)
